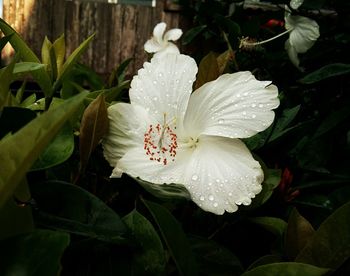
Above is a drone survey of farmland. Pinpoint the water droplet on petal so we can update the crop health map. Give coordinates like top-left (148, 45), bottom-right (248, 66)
top-left (252, 114), bottom-right (256, 118)
top-left (218, 119), bottom-right (225, 124)
top-left (228, 192), bottom-right (233, 196)
top-left (251, 103), bottom-right (256, 108)
top-left (213, 202), bottom-right (218, 207)
top-left (199, 196), bottom-right (205, 201)
top-left (209, 195), bottom-right (214, 201)
top-left (153, 96), bottom-right (158, 101)
top-left (259, 104), bottom-right (264, 108)
top-left (192, 174), bottom-right (198, 181)
top-left (153, 80), bottom-right (157, 85)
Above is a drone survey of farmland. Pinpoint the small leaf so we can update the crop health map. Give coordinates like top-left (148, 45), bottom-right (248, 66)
top-left (143, 199), bottom-right (198, 276)
top-left (108, 57), bottom-right (133, 87)
top-left (31, 124), bottom-right (75, 171)
top-left (0, 91), bottom-right (87, 208)
top-left (41, 36), bottom-right (53, 77)
top-left (248, 217), bottom-right (287, 237)
top-left (0, 230), bottom-right (70, 276)
top-left (242, 262), bottom-right (329, 276)
top-left (195, 51), bottom-right (220, 90)
top-left (296, 201), bottom-right (350, 270)
top-left (285, 208), bottom-right (315, 260)
top-left (53, 34), bottom-right (66, 77)
top-left (123, 210), bottom-right (166, 275)
top-left (182, 25), bottom-right (207, 45)
top-left (20, 94), bottom-right (37, 108)
top-left (30, 180), bottom-right (127, 243)
top-left (79, 94), bottom-right (109, 172)
top-left (137, 178), bottom-right (191, 201)
top-left (300, 63), bottom-right (350, 84)
top-left (0, 55), bottom-right (19, 111)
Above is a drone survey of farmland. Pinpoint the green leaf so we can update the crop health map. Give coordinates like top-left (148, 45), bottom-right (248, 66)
top-left (268, 105), bottom-right (300, 142)
top-left (20, 94), bottom-right (37, 108)
top-left (195, 51), bottom-right (220, 90)
top-left (249, 168), bottom-right (282, 208)
top-left (53, 34), bottom-right (66, 77)
top-left (182, 25), bottom-right (207, 45)
top-left (242, 262), bottom-right (329, 276)
top-left (28, 97), bottom-right (65, 111)
top-left (31, 125), bottom-right (75, 171)
top-left (300, 63), bottom-right (350, 84)
top-left (0, 18), bottom-right (52, 96)
top-left (13, 62), bottom-right (46, 75)
top-left (79, 94), bottom-right (109, 173)
top-left (53, 34), bottom-right (95, 92)
top-left (0, 230), bottom-right (70, 276)
top-left (41, 36), bottom-right (53, 78)
top-left (108, 57), bottom-right (133, 87)
top-left (30, 180), bottom-right (127, 243)
top-left (189, 236), bottom-right (243, 276)
top-left (137, 178), bottom-right (191, 201)
top-left (143, 199), bottom-right (198, 276)
top-left (123, 210), bottom-right (166, 275)
top-left (248, 217), bottom-right (287, 237)
top-left (285, 208), bottom-right (315, 260)
top-left (0, 91), bottom-right (87, 208)
top-left (296, 201), bottom-right (350, 269)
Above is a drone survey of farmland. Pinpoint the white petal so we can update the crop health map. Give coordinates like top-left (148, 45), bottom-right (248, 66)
top-left (184, 71), bottom-right (279, 139)
top-left (129, 54), bottom-right (197, 126)
top-left (285, 39), bottom-right (301, 69)
top-left (182, 135), bottom-right (264, 215)
top-left (102, 103), bottom-right (150, 168)
top-left (153, 22), bottom-right (167, 44)
top-left (164, 28), bottom-right (183, 41)
top-left (290, 0), bottom-right (304, 9)
top-left (286, 15), bottom-right (320, 54)
top-left (144, 38), bottom-right (163, 53)
top-left (115, 145), bottom-right (191, 184)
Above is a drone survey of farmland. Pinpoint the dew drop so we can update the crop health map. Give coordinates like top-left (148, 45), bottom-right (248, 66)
top-left (199, 196), bottom-right (205, 201)
top-left (208, 182), bottom-right (212, 186)
top-left (251, 103), bottom-right (256, 108)
top-left (252, 114), bottom-right (256, 118)
top-left (192, 174), bottom-right (198, 181)
top-left (153, 80), bottom-right (157, 85)
top-left (242, 111), bottom-right (247, 115)
top-left (218, 119), bottom-right (225, 124)
top-left (153, 96), bottom-right (158, 101)
top-left (228, 192), bottom-right (233, 196)
top-left (158, 72), bottom-right (163, 77)
top-left (258, 104), bottom-right (264, 108)
top-left (166, 94), bottom-right (170, 97)
top-left (209, 195), bottom-right (214, 201)
top-left (213, 202), bottom-right (218, 207)
top-left (175, 79), bottom-right (180, 83)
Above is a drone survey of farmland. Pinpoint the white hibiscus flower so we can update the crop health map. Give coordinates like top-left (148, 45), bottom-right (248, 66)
top-left (103, 54), bottom-right (279, 215)
top-left (144, 22), bottom-right (182, 57)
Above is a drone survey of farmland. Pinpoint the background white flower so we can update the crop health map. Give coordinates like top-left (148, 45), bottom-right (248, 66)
top-left (103, 54), bottom-right (279, 215)
top-left (285, 13), bottom-right (320, 69)
top-left (144, 22), bottom-right (183, 56)
top-left (290, 0), bottom-right (304, 10)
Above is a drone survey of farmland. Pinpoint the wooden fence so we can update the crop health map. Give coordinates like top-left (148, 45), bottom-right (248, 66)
top-left (1, 0), bottom-right (185, 75)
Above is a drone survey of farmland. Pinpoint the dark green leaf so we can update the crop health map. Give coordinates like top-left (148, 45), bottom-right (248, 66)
top-left (30, 180), bottom-right (127, 243)
top-left (248, 217), bottom-right (287, 237)
top-left (0, 91), bottom-right (87, 207)
top-left (13, 62), bottom-right (46, 75)
top-left (0, 230), bottom-right (70, 276)
top-left (285, 208), bottom-right (315, 260)
top-left (143, 199), bottom-right (198, 276)
top-left (31, 125), bottom-right (75, 171)
top-left (137, 178), bottom-right (191, 201)
top-left (189, 236), bottom-right (243, 276)
top-left (0, 106), bottom-right (37, 139)
top-left (247, 255), bottom-right (283, 271)
top-left (182, 25), bottom-right (207, 45)
top-left (242, 262), bottom-right (329, 276)
top-left (296, 201), bottom-right (350, 269)
top-left (0, 54), bottom-right (19, 110)
top-left (300, 63), bottom-right (350, 84)
top-left (123, 210), bottom-right (166, 275)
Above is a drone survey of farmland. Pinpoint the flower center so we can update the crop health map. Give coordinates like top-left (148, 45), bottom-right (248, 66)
top-left (143, 115), bottom-right (178, 166)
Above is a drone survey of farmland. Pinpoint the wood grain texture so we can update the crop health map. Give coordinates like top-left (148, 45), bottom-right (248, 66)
top-left (2, 0), bottom-right (186, 76)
